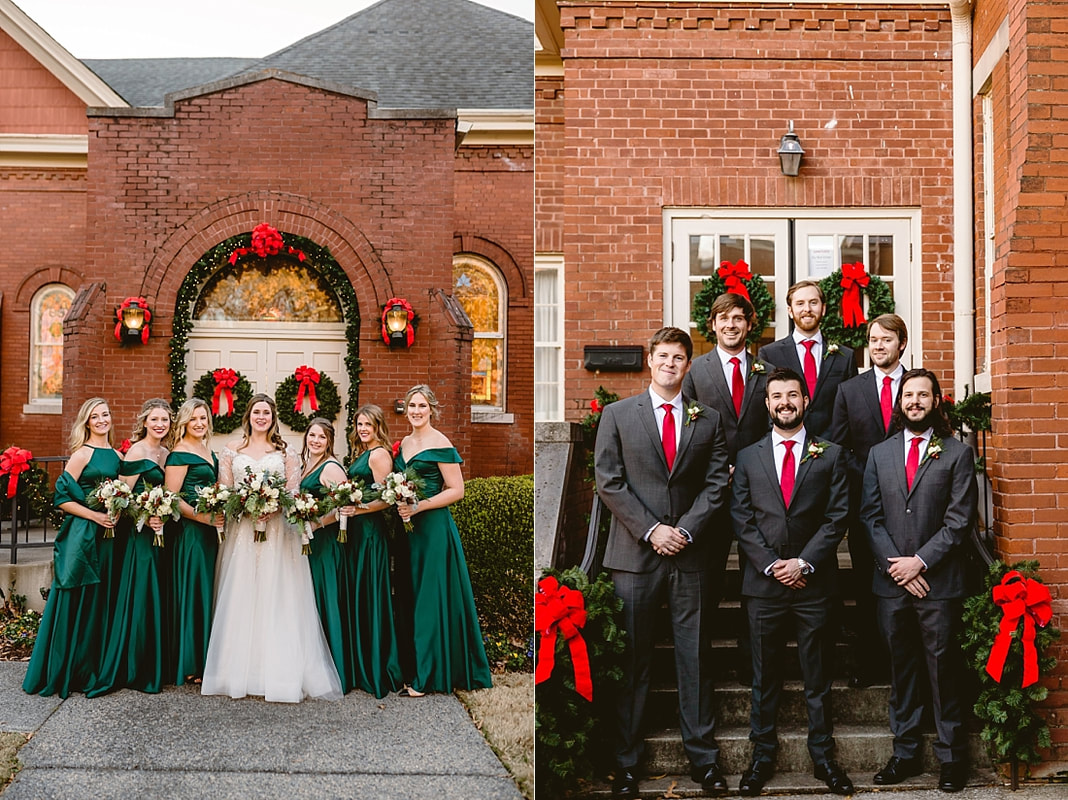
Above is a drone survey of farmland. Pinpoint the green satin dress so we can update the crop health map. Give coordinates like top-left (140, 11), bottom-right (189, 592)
top-left (347, 449), bottom-right (402, 697)
top-left (301, 459), bottom-right (355, 693)
top-left (87, 459), bottom-right (170, 696)
top-left (394, 447), bottom-right (491, 693)
top-left (23, 445), bottom-right (122, 697)
top-left (166, 450), bottom-right (219, 684)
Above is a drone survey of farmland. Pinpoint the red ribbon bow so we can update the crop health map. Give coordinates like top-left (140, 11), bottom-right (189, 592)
top-left (212, 368), bottom-right (239, 416)
top-left (839, 262), bottom-right (871, 328)
top-left (228, 223), bottom-right (306, 264)
top-left (381, 297), bottom-right (416, 347)
top-left (293, 366), bottom-right (320, 414)
top-left (985, 570), bottom-right (1052, 688)
top-left (717, 260), bottom-right (752, 301)
top-left (0, 446), bottom-right (33, 499)
top-left (534, 575), bottom-right (593, 702)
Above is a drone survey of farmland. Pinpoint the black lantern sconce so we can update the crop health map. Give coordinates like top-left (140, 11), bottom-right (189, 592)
top-left (114, 297), bottom-right (152, 346)
top-left (777, 120), bottom-right (805, 177)
top-left (380, 298), bottom-right (415, 348)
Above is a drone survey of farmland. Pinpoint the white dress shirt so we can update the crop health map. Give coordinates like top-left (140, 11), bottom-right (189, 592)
top-left (874, 363), bottom-right (905, 404)
top-left (792, 329), bottom-right (824, 378)
top-left (716, 346), bottom-right (747, 391)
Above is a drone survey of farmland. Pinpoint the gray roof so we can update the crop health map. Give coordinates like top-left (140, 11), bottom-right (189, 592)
top-left (83, 0), bottom-right (532, 110)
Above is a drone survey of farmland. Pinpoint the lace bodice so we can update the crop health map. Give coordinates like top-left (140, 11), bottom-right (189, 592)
top-left (219, 447), bottom-right (301, 491)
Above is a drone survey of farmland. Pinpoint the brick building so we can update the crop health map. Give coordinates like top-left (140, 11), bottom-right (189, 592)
top-left (535, 0), bottom-right (1068, 767)
top-left (0, 0), bottom-right (533, 478)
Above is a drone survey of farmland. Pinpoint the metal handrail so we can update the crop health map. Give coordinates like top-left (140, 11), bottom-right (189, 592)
top-left (579, 491), bottom-right (607, 576)
top-left (5, 456), bottom-right (68, 566)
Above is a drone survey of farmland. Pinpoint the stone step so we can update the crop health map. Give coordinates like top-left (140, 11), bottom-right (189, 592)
top-left (640, 724), bottom-right (991, 775)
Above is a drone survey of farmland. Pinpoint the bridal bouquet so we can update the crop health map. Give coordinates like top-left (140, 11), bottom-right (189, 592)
top-left (195, 483), bottom-right (232, 543)
top-left (325, 480), bottom-right (372, 544)
top-left (133, 485), bottom-right (182, 547)
top-left (225, 467), bottom-right (290, 542)
top-left (87, 478), bottom-right (133, 539)
top-left (286, 492), bottom-right (320, 555)
top-left (377, 469), bottom-right (425, 533)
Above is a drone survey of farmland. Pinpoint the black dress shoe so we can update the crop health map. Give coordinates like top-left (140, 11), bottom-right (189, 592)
top-left (873, 755), bottom-right (923, 785)
top-left (814, 760), bottom-right (855, 795)
top-left (738, 760), bottom-right (773, 797)
top-left (691, 762), bottom-right (727, 795)
top-left (939, 762), bottom-right (967, 793)
top-left (612, 768), bottom-right (639, 799)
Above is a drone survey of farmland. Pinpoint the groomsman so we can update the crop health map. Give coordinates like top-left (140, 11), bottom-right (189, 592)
top-left (595, 327), bottom-right (731, 798)
top-left (758, 280), bottom-right (857, 436)
top-left (860, 368), bottom-right (976, 793)
top-left (731, 367), bottom-right (854, 796)
top-left (827, 313), bottom-right (908, 687)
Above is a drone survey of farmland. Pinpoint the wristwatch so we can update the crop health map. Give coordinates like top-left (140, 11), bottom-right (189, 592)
top-left (797, 557), bottom-right (812, 575)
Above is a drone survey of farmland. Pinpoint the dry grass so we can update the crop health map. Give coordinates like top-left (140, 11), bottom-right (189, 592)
top-left (0, 732), bottom-right (27, 790)
top-left (458, 672), bottom-right (534, 800)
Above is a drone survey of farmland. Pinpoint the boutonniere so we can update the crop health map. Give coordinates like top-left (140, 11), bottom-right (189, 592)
top-left (800, 440), bottom-right (830, 463)
top-left (921, 435), bottom-right (943, 465)
top-left (823, 343), bottom-right (840, 360)
top-left (684, 403), bottom-right (703, 426)
top-left (749, 360), bottom-right (767, 377)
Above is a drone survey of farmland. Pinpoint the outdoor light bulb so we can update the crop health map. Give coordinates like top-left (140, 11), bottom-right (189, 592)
top-left (386, 306), bottom-right (408, 333)
top-left (122, 306), bottom-right (146, 330)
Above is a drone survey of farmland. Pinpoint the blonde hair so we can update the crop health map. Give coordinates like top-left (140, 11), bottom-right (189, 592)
top-left (301, 418), bottom-right (336, 466)
top-left (131, 398), bottom-right (173, 444)
top-left (404, 384), bottom-right (441, 420)
top-left (350, 404), bottom-right (390, 456)
top-left (172, 397), bottom-right (213, 448)
top-left (238, 393), bottom-right (287, 453)
top-left (69, 397), bottom-right (112, 453)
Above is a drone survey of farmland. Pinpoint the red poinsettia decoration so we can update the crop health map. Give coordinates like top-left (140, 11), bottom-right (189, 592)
top-left (228, 223), bottom-right (306, 265)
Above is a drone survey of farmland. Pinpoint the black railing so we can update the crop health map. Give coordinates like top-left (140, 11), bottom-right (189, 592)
top-left (4, 456), bottom-right (68, 565)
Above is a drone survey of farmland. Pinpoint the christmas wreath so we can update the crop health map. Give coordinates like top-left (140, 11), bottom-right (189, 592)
top-left (818, 263), bottom-right (895, 350)
top-left (692, 260), bottom-right (775, 347)
top-left (274, 366), bottom-right (342, 432)
top-left (191, 368), bottom-right (253, 435)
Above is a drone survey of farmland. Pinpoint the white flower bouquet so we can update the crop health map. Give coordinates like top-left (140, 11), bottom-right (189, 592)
top-left (195, 483), bottom-right (233, 543)
top-left (133, 485), bottom-right (182, 547)
top-left (377, 469), bottom-right (425, 533)
top-left (286, 491), bottom-right (320, 556)
top-left (225, 466), bottom-right (290, 542)
top-left (324, 480), bottom-right (371, 544)
top-left (87, 478), bottom-right (133, 539)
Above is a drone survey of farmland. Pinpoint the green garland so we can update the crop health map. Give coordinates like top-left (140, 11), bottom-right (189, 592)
top-left (818, 270), bottom-right (895, 349)
top-left (579, 386), bottom-right (620, 485)
top-left (169, 230), bottom-right (362, 455)
top-left (274, 370), bottom-right (342, 432)
top-left (190, 370), bottom-right (253, 435)
top-left (692, 274), bottom-right (775, 347)
top-left (945, 387), bottom-right (992, 434)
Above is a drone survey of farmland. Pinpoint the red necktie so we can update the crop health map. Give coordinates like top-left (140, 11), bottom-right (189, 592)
top-left (880, 375), bottom-right (893, 431)
top-left (801, 340), bottom-right (818, 399)
top-left (906, 436), bottom-right (922, 489)
top-left (780, 440), bottom-right (796, 507)
top-left (661, 403), bottom-right (676, 471)
top-left (729, 356), bottom-right (744, 417)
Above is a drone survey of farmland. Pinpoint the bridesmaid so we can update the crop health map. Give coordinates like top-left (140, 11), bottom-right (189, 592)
top-left (164, 398), bottom-right (221, 685)
top-left (338, 405), bottom-right (403, 697)
top-left (23, 398), bottom-right (121, 697)
top-left (88, 398), bottom-right (173, 696)
top-left (299, 418), bottom-right (354, 692)
top-left (394, 385), bottom-right (491, 696)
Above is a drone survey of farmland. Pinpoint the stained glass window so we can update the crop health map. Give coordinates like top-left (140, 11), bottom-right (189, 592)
top-left (30, 284), bottom-right (73, 404)
top-left (194, 257), bottom-right (342, 322)
top-left (453, 256), bottom-right (506, 410)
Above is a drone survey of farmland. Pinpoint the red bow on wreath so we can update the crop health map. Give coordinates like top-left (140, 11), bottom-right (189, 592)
top-left (985, 570), bottom-right (1053, 688)
top-left (718, 260), bottom-right (752, 302)
top-left (381, 297), bottom-right (415, 347)
top-left (839, 262), bottom-right (871, 329)
top-left (212, 368), bottom-right (239, 416)
top-left (293, 366), bottom-right (320, 414)
top-left (114, 297), bottom-right (152, 345)
top-left (534, 575), bottom-right (593, 701)
top-left (0, 446), bottom-right (32, 499)
top-left (228, 223), bottom-right (306, 264)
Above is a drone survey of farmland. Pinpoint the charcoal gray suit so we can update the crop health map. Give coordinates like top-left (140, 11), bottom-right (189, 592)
top-left (758, 336), bottom-right (857, 437)
top-left (860, 432), bottom-right (977, 764)
top-left (595, 390), bottom-right (730, 771)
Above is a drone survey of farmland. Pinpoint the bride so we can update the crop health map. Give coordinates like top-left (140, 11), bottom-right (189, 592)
top-left (201, 393), bottom-right (342, 702)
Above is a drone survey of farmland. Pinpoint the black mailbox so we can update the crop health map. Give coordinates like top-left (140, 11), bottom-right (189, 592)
top-left (583, 345), bottom-right (644, 372)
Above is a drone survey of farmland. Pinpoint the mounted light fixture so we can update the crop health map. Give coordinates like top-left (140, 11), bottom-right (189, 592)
top-left (114, 297), bottom-right (152, 345)
top-left (380, 297), bottom-right (415, 348)
top-left (777, 120), bottom-right (805, 177)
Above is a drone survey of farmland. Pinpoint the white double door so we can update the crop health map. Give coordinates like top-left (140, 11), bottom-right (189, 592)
top-left (187, 321), bottom-right (349, 451)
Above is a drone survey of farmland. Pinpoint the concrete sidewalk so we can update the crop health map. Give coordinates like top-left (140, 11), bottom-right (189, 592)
top-left (0, 661), bottom-right (521, 799)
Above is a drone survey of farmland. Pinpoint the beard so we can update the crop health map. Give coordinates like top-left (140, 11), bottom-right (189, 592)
top-left (770, 403), bottom-right (805, 431)
top-left (903, 407), bottom-right (938, 433)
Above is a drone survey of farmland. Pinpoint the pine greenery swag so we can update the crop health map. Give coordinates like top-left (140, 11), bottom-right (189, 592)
top-left (692, 274), bottom-right (775, 347)
top-left (169, 231), bottom-right (362, 452)
top-left (535, 567), bottom-right (627, 798)
top-left (274, 371), bottom-right (343, 432)
top-left (817, 270), bottom-right (895, 350)
top-left (191, 370), bottom-right (253, 435)
top-left (961, 560), bottom-right (1060, 768)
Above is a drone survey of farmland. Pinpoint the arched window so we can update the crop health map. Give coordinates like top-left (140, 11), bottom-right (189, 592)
top-left (194, 257), bottom-right (342, 322)
top-left (453, 255), bottom-right (506, 411)
top-left (28, 284), bottom-right (74, 411)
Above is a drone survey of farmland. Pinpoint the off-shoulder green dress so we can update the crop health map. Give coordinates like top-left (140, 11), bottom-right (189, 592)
top-left (166, 450), bottom-right (219, 684)
top-left (394, 447), bottom-right (491, 693)
top-left (88, 458), bottom-right (170, 696)
top-left (347, 448), bottom-right (402, 697)
top-left (23, 445), bottom-right (122, 697)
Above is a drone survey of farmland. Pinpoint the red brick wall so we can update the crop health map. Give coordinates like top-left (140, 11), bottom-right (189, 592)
top-left (551, 3), bottom-right (955, 419)
top-left (535, 75), bottom-right (564, 253)
top-left (0, 29), bottom-right (87, 134)
top-left (973, 0), bottom-right (1008, 55)
top-left (454, 144), bottom-right (535, 477)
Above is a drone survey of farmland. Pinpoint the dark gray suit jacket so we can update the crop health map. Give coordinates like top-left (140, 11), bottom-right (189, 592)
top-left (860, 433), bottom-right (977, 599)
top-left (682, 350), bottom-right (770, 464)
top-left (758, 336), bottom-right (857, 436)
top-left (595, 391), bottom-right (730, 574)
top-left (730, 433), bottom-right (850, 599)
top-left (827, 370), bottom-right (902, 490)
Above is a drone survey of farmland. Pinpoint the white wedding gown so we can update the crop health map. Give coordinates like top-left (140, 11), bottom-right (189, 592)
top-left (201, 448), bottom-right (342, 702)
